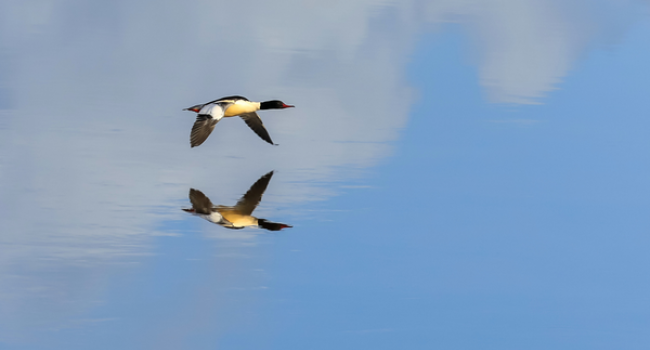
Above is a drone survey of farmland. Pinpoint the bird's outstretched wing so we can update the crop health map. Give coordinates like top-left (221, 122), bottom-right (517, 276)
top-left (190, 102), bottom-right (230, 147)
top-left (240, 112), bottom-right (274, 145)
top-left (234, 171), bottom-right (274, 215)
top-left (190, 115), bottom-right (219, 147)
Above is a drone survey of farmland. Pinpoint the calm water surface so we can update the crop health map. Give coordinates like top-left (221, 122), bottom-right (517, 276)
top-left (1, 1), bottom-right (650, 349)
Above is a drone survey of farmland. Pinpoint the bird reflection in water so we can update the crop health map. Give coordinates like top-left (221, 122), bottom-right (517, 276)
top-left (182, 171), bottom-right (292, 231)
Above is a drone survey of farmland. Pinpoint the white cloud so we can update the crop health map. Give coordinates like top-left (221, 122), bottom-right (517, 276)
top-left (421, 0), bottom-right (645, 103)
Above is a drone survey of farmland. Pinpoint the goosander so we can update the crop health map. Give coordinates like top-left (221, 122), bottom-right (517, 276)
top-left (184, 95), bottom-right (294, 147)
top-left (182, 171), bottom-right (292, 231)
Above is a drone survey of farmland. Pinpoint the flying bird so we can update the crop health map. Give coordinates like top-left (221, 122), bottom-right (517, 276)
top-left (182, 171), bottom-right (292, 231)
top-left (184, 95), bottom-right (294, 147)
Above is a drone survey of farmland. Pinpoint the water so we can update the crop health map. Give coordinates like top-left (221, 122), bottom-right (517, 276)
top-left (1, 1), bottom-right (650, 349)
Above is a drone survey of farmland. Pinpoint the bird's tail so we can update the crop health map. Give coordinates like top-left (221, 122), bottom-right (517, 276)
top-left (184, 105), bottom-right (203, 112)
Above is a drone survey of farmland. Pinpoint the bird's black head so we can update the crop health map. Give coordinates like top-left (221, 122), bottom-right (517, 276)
top-left (260, 100), bottom-right (295, 110)
top-left (257, 219), bottom-right (293, 231)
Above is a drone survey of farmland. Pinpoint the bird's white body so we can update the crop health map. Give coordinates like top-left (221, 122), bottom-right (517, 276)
top-left (197, 99), bottom-right (261, 119)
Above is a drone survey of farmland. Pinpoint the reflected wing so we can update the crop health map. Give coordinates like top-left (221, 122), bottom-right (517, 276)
top-left (240, 112), bottom-right (274, 145)
top-left (190, 115), bottom-right (219, 147)
top-left (188, 189), bottom-right (214, 215)
top-left (234, 171), bottom-right (274, 215)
